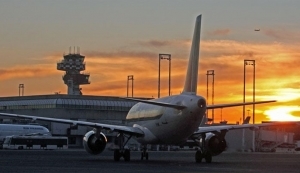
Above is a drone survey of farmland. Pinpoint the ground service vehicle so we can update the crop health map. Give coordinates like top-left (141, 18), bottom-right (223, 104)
top-left (2, 135), bottom-right (68, 150)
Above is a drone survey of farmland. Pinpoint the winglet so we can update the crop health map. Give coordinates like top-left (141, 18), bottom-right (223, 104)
top-left (183, 14), bottom-right (202, 94)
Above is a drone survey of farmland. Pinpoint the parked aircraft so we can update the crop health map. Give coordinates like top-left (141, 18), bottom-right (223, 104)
top-left (0, 15), bottom-right (276, 163)
top-left (0, 124), bottom-right (50, 144)
top-left (243, 116), bottom-right (251, 124)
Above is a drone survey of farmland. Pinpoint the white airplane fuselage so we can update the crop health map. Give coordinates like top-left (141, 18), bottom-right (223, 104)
top-left (126, 94), bottom-right (206, 145)
top-left (0, 124), bottom-right (51, 141)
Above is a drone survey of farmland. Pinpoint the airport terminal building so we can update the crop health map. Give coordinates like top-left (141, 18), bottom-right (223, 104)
top-left (0, 94), bottom-right (141, 147)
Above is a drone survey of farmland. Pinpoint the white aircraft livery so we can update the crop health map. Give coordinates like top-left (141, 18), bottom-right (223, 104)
top-left (0, 15), bottom-right (276, 163)
top-left (0, 124), bottom-right (50, 142)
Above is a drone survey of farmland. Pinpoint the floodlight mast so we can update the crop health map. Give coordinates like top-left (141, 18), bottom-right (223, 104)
top-left (158, 54), bottom-right (171, 98)
top-left (243, 60), bottom-right (255, 124)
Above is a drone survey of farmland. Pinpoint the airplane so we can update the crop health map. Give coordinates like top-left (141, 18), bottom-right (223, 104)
top-left (254, 29), bottom-right (260, 31)
top-left (0, 14), bottom-right (276, 163)
top-left (0, 124), bottom-right (51, 144)
top-left (242, 116), bottom-right (251, 124)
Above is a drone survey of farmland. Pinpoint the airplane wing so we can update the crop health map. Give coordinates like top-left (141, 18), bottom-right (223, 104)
top-left (192, 121), bottom-right (299, 137)
top-left (121, 98), bottom-right (186, 110)
top-left (0, 113), bottom-right (144, 137)
top-left (206, 100), bottom-right (276, 109)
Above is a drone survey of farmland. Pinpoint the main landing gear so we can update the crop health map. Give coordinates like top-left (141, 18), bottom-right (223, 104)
top-left (195, 134), bottom-right (212, 163)
top-left (140, 145), bottom-right (149, 160)
top-left (113, 133), bottom-right (132, 162)
top-left (195, 149), bottom-right (212, 163)
top-left (114, 148), bottom-right (130, 161)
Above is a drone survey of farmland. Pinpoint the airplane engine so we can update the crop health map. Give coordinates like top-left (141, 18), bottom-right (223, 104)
top-left (83, 130), bottom-right (107, 155)
top-left (201, 133), bottom-right (227, 156)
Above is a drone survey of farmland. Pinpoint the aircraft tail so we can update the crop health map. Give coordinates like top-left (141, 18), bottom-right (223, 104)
top-left (182, 15), bottom-right (202, 94)
top-left (242, 116), bottom-right (251, 124)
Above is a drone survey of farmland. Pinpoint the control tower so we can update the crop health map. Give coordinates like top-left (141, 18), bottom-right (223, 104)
top-left (57, 49), bottom-right (90, 95)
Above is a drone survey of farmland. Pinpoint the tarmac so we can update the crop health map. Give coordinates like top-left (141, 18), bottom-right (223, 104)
top-left (1, 149), bottom-right (300, 173)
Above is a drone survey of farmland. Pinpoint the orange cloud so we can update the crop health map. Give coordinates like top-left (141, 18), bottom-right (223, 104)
top-left (0, 65), bottom-right (59, 81)
top-left (138, 40), bottom-right (172, 47)
top-left (80, 51), bottom-right (187, 97)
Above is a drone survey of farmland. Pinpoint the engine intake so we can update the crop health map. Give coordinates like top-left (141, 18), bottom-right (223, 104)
top-left (83, 130), bottom-right (107, 155)
top-left (201, 133), bottom-right (227, 156)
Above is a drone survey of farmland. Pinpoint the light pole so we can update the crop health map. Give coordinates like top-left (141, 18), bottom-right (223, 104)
top-left (206, 70), bottom-right (215, 123)
top-left (127, 75), bottom-right (134, 97)
top-left (158, 54), bottom-right (171, 98)
top-left (243, 60), bottom-right (255, 124)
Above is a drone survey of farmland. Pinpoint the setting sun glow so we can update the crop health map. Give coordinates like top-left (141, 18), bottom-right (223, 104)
top-left (264, 106), bottom-right (300, 121)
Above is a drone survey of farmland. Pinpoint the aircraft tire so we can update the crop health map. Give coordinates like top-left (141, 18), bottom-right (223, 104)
top-left (114, 149), bottom-right (121, 161)
top-left (124, 149), bottom-right (130, 161)
top-left (141, 151), bottom-right (149, 160)
top-left (145, 152), bottom-right (149, 160)
top-left (204, 151), bottom-right (212, 163)
top-left (195, 150), bottom-right (202, 163)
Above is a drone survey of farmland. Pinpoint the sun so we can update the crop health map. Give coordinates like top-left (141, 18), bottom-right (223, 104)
top-left (264, 106), bottom-right (300, 121)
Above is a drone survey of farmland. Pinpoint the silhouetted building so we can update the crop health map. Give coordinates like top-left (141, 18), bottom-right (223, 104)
top-left (57, 51), bottom-right (90, 95)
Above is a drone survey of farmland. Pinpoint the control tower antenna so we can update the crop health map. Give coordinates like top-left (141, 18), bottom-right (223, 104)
top-left (57, 47), bottom-right (90, 95)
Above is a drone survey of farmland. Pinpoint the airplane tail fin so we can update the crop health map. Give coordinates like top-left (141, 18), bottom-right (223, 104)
top-left (182, 15), bottom-right (202, 94)
top-left (242, 116), bottom-right (251, 124)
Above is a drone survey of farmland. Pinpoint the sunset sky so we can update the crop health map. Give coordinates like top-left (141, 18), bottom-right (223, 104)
top-left (1, 1), bottom-right (300, 123)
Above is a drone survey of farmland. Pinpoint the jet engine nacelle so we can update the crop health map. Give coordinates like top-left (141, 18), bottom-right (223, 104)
top-left (200, 132), bottom-right (227, 156)
top-left (83, 130), bottom-right (107, 155)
